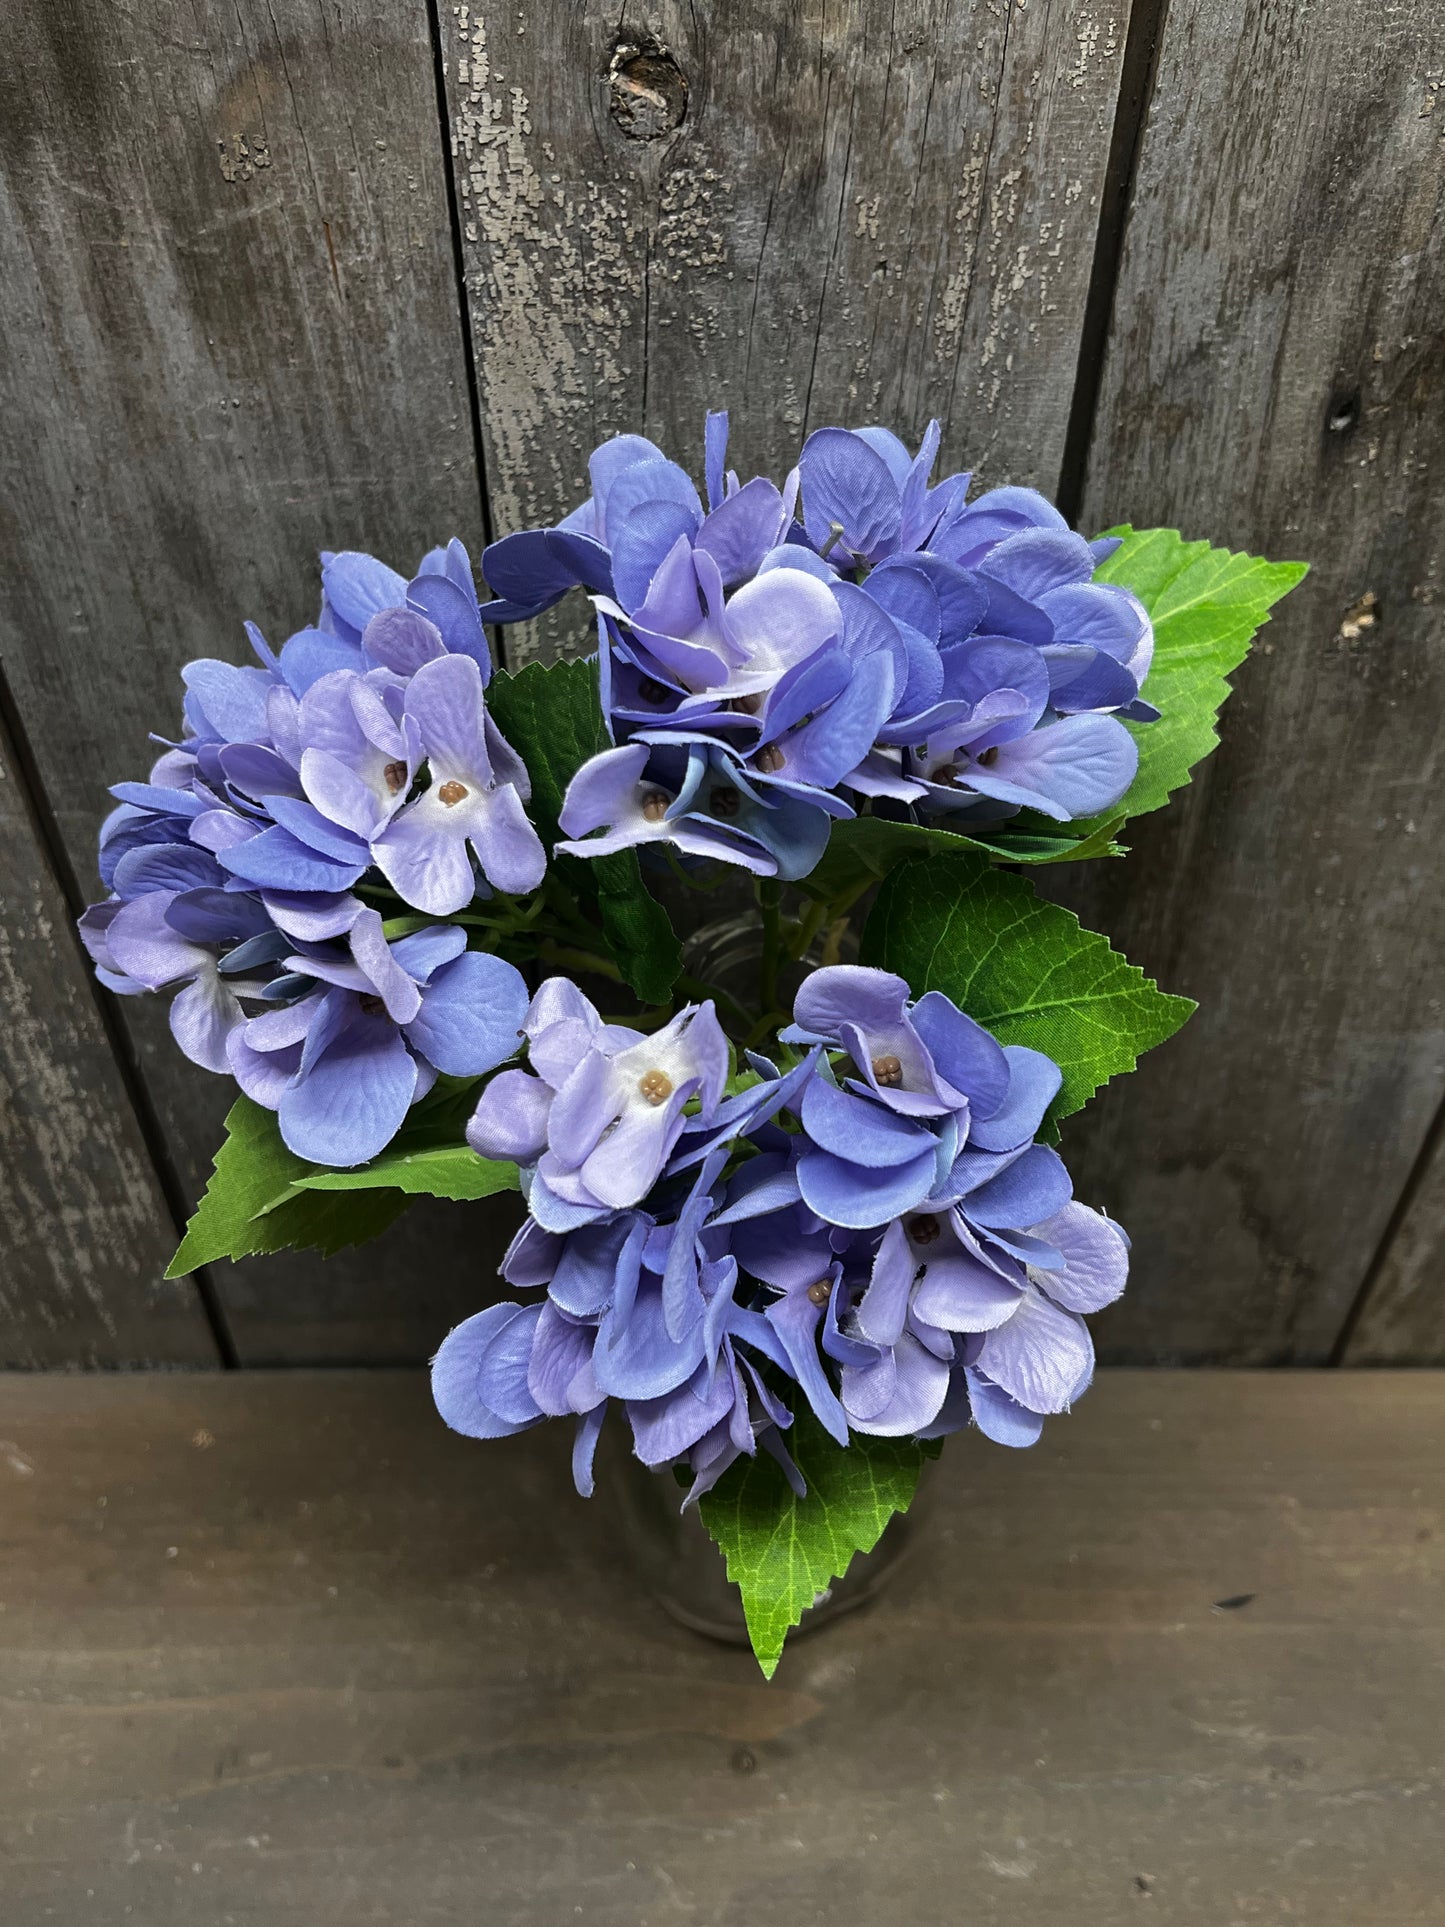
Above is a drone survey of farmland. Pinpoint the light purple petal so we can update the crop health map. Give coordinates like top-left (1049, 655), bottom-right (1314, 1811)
top-left (432, 1305), bottom-right (544, 1439)
top-left (406, 950), bottom-right (529, 1076)
top-left (843, 1330), bottom-right (950, 1436)
top-left (1031, 1202), bottom-right (1129, 1312)
top-left (964, 1368), bottom-right (1046, 1447)
top-left (977, 1287), bottom-right (1094, 1414)
top-left (278, 1016), bottom-right (417, 1165)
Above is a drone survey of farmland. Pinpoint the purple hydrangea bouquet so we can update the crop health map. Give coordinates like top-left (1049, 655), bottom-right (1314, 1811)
top-left (82, 415), bottom-right (1304, 1674)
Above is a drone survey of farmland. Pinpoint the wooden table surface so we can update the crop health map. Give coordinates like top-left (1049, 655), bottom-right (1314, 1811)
top-left (1, 1372), bottom-right (1441, 1926)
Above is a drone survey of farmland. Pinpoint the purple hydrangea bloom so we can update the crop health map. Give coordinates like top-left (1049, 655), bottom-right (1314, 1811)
top-left (474, 414), bottom-right (1155, 872)
top-left (227, 909), bottom-right (528, 1165)
top-left (80, 539), bottom-right (547, 1166)
top-left (435, 964), bottom-right (1130, 1495)
top-left (468, 977), bottom-right (730, 1225)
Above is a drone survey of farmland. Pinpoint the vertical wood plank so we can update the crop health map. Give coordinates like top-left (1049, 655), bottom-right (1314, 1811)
top-left (444, 0), bottom-right (1134, 662)
top-left (1341, 1115), bottom-right (1445, 1364)
top-left (0, 0), bottom-right (503, 1362)
top-left (1051, 0), bottom-right (1445, 1362)
top-left (0, 703), bottom-right (218, 1366)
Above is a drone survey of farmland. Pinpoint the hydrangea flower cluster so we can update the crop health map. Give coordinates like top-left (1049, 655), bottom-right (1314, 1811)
top-left (433, 966), bottom-right (1128, 1500)
top-left (79, 541), bottom-right (541, 1163)
top-left (76, 403), bottom-right (1302, 1671)
top-left (479, 415), bottom-right (1157, 879)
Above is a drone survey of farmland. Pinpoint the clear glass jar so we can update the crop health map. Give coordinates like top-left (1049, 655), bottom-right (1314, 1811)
top-left (607, 1442), bottom-right (927, 1646)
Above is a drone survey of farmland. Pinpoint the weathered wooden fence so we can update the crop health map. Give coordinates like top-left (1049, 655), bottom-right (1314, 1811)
top-left (1, 0), bottom-right (1440, 1368)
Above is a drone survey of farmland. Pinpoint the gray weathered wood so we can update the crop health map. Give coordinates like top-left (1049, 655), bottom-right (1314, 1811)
top-left (0, 706), bottom-right (218, 1365)
top-left (1051, 0), bottom-right (1445, 1363)
top-left (2, 1369), bottom-right (1443, 1923)
top-left (445, 0), bottom-right (1133, 662)
top-left (0, 0), bottom-right (498, 1361)
top-left (1343, 1115), bottom-right (1445, 1363)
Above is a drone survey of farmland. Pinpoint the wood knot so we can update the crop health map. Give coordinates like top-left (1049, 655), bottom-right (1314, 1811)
top-left (607, 37), bottom-right (688, 141)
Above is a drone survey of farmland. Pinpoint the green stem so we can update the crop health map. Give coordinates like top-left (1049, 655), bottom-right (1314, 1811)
top-left (537, 941), bottom-right (624, 983)
top-left (757, 877), bottom-right (782, 1021)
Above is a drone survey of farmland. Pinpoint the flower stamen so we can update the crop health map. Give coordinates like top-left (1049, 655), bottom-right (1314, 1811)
top-left (383, 760), bottom-right (408, 793)
top-left (437, 780), bottom-right (469, 806)
top-left (909, 1214), bottom-right (942, 1245)
top-left (638, 1068), bottom-right (674, 1105)
top-left (871, 1053), bottom-right (903, 1086)
top-left (806, 1279), bottom-right (832, 1307)
top-left (640, 789), bottom-right (671, 823)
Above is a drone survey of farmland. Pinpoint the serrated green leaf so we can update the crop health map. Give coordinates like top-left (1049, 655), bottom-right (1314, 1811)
top-left (487, 658), bottom-right (682, 1002)
top-left (288, 1144), bottom-right (519, 1202)
top-left (166, 1097), bottom-right (410, 1275)
top-left (860, 851), bottom-right (1194, 1126)
top-left (1077, 525), bottom-right (1307, 832)
top-left (699, 1408), bottom-right (928, 1677)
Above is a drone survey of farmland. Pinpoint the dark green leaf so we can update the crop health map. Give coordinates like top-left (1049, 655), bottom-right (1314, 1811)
top-left (591, 849), bottom-right (684, 1003)
top-left (861, 851), bottom-right (1194, 1126)
top-left (488, 658), bottom-right (682, 1002)
top-left (486, 657), bottom-right (608, 851)
top-left (802, 808), bottom-right (1126, 908)
top-left (699, 1407), bottom-right (929, 1677)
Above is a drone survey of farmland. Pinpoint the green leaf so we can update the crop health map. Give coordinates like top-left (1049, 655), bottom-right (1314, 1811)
top-left (288, 1145), bottom-right (519, 1203)
top-left (487, 657), bottom-right (607, 852)
top-left (860, 851), bottom-right (1194, 1126)
top-left (802, 809), bottom-right (1126, 908)
top-left (487, 658), bottom-right (682, 1003)
top-left (699, 1408), bottom-right (928, 1677)
top-left (591, 849), bottom-right (684, 1004)
top-left (166, 1097), bottom-right (410, 1276)
top-left (1078, 525), bottom-right (1307, 831)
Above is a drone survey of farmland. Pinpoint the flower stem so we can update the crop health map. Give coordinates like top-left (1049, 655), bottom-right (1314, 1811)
top-left (537, 941), bottom-right (623, 983)
top-left (757, 877), bottom-right (782, 1020)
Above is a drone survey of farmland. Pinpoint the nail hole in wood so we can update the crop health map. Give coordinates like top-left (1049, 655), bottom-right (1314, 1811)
top-left (1326, 389), bottom-right (1360, 435)
top-left (606, 36), bottom-right (688, 141)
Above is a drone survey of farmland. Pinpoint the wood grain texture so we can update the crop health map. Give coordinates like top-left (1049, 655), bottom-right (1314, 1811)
top-left (0, 0), bottom-right (498, 1361)
top-left (444, 0), bottom-right (1131, 662)
top-left (1343, 1114), bottom-right (1445, 1363)
top-left (1051, 0), bottom-right (1445, 1363)
top-left (2, 1369), bottom-right (1443, 1924)
top-left (0, 707), bottom-right (217, 1366)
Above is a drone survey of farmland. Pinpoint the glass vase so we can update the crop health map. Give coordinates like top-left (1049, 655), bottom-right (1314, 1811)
top-left (607, 1442), bottom-right (927, 1646)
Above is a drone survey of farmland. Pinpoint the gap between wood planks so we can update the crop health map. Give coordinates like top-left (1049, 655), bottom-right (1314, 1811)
top-left (1055, 0), bottom-right (1171, 527)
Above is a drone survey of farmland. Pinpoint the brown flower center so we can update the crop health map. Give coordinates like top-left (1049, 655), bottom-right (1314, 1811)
top-left (871, 1053), bottom-right (903, 1087)
top-left (638, 677), bottom-right (671, 703)
top-left (640, 789), bottom-right (671, 823)
top-left (437, 779), bottom-right (469, 807)
top-left (929, 764), bottom-right (959, 786)
top-left (709, 785), bottom-right (741, 818)
top-left (728, 692), bottom-right (763, 716)
top-left (753, 743), bottom-right (785, 774)
top-left (637, 1068), bottom-right (674, 1106)
top-left (806, 1279), bottom-right (832, 1308)
top-left (909, 1214), bottom-right (942, 1245)
top-left (358, 993), bottom-right (385, 1017)
top-left (383, 759), bottom-right (408, 793)
top-left (976, 747), bottom-right (999, 768)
